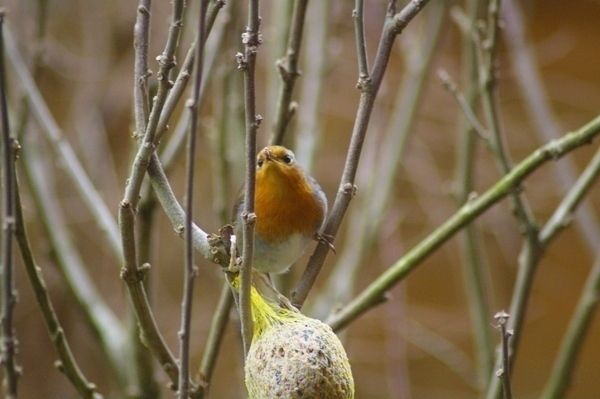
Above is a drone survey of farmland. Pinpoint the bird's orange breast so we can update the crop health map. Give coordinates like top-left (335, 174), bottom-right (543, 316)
top-left (254, 164), bottom-right (324, 243)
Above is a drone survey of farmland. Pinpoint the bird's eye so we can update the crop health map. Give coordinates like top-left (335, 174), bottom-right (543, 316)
top-left (257, 158), bottom-right (264, 168)
top-left (283, 155), bottom-right (293, 164)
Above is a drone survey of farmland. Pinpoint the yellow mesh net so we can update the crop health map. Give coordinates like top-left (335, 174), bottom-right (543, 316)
top-left (233, 276), bottom-right (354, 399)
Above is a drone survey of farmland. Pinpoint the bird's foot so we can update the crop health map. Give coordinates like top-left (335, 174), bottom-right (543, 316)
top-left (314, 232), bottom-right (336, 254)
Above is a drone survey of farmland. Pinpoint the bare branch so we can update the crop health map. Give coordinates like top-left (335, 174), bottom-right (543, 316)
top-left (493, 311), bottom-right (513, 399)
top-left (292, 0), bottom-right (431, 308)
top-left (118, 200), bottom-right (180, 387)
top-left (238, 0), bottom-right (262, 355)
top-left (353, 0), bottom-right (369, 88)
top-left (178, 0), bottom-right (208, 396)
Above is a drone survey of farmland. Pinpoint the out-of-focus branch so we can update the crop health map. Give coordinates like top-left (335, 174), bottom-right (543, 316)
top-left (237, 0), bottom-right (262, 355)
top-left (0, 13), bottom-right (20, 397)
top-left (5, 29), bottom-right (121, 257)
top-left (541, 254), bottom-right (600, 399)
top-left (270, 0), bottom-right (308, 145)
top-left (449, 0), bottom-right (494, 388)
top-left (294, 0), bottom-right (330, 171)
top-left (265, 0), bottom-right (292, 146)
top-left (21, 141), bottom-right (128, 384)
top-left (503, 0), bottom-right (600, 253)
top-left (438, 68), bottom-right (489, 144)
top-left (14, 176), bottom-right (102, 399)
top-left (325, 114), bottom-right (600, 331)
top-left (292, 0), bottom-right (431, 308)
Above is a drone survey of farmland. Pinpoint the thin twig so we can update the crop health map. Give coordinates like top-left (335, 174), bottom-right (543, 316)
top-left (292, 0), bottom-right (431, 307)
top-left (237, 0), bottom-right (262, 356)
top-left (118, 200), bottom-right (180, 387)
top-left (159, 12), bottom-right (229, 171)
top-left (133, 0), bottom-right (151, 135)
top-left (438, 68), bottom-right (490, 144)
top-left (5, 29), bottom-right (121, 257)
top-left (475, 2), bottom-right (549, 397)
top-left (353, 0), bottom-right (369, 89)
top-left (130, 2), bottom-right (159, 395)
top-left (270, 0), bottom-right (309, 145)
top-left (121, 0), bottom-right (182, 388)
top-left (312, 2), bottom-right (445, 318)
top-left (325, 114), bottom-right (600, 331)
top-left (155, 0), bottom-right (227, 147)
top-left (14, 175), bottom-right (102, 399)
top-left (494, 311), bottom-right (513, 399)
top-left (137, 4), bottom-right (229, 241)
top-left (0, 12), bottom-right (20, 397)
top-left (124, 0), bottom-right (186, 210)
top-left (178, 0), bottom-right (207, 396)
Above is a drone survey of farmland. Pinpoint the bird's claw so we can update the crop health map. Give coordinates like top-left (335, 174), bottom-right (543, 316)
top-left (314, 232), bottom-right (336, 254)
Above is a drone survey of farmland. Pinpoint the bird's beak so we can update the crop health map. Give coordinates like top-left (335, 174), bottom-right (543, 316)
top-left (262, 148), bottom-right (273, 161)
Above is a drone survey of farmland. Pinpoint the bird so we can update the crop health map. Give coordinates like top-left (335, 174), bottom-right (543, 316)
top-left (233, 145), bottom-right (329, 275)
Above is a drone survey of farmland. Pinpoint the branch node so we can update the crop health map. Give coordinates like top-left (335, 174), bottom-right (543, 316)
top-left (356, 74), bottom-right (371, 91)
top-left (255, 114), bottom-right (263, 128)
top-left (494, 310), bottom-right (510, 325)
top-left (236, 52), bottom-right (247, 70)
top-left (243, 211), bottom-right (257, 225)
top-left (241, 29), bottom-right (262, 47)
top-left (342, 183), bottom-right (357, 197)
top-left (119, 199), bottom-right (132, 209)
top-left (156, 54), bottom-right (177, 70)
top-left (54, 360), bottom-right (65, 372)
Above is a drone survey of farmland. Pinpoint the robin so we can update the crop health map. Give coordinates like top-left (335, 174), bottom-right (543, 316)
top-left (233, 146), bottom-right (331, 275)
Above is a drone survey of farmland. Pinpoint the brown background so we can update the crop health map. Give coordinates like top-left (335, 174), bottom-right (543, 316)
top-left (3, 0), bottom-right (600, 398)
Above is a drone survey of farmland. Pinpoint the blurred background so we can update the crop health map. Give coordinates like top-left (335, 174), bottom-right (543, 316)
top-left (2, 0), bottom-right (600, 398)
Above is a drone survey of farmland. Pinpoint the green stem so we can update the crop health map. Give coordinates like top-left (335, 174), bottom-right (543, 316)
top-left (326, 114), bottom-right (600, 331)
